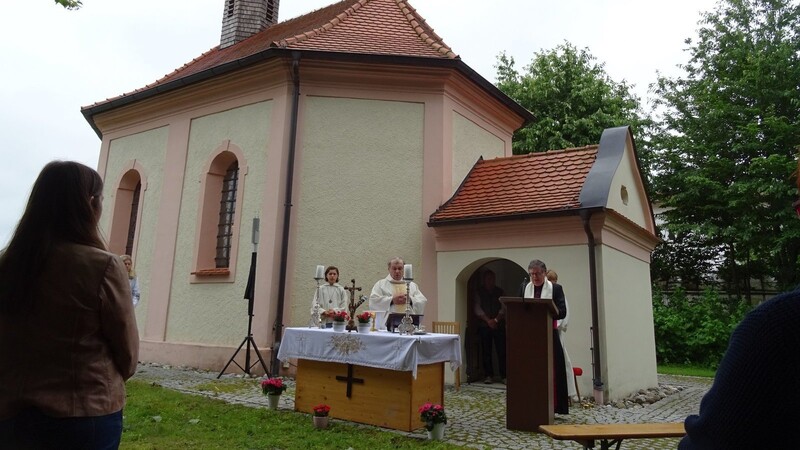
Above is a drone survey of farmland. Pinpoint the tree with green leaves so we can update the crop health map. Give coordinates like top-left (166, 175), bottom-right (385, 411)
top-left (494, 42), bottom-right (650, 157)
top-left (55, 0), bottom-right (81, 9)
top-left (651, 229), bottom-right (720, 291)
top-left (651, 0), bottom-right (800, 293)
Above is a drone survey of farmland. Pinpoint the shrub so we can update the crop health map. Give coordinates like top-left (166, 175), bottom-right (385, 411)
top-left (652, 287), bottom-right (751, 368)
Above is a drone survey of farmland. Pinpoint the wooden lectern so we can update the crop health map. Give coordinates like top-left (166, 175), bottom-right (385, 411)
top-left (500, 297), bottom-right (558, 431)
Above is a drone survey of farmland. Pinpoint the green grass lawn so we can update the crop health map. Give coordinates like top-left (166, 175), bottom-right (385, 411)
top-left (657, 365), bottom-right (716, 378)
top-left (122, 380), bottom-right (462, 450)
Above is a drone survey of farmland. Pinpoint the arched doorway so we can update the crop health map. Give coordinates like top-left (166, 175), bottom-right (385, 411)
top-left (462, 258), bottom-right (527, 383)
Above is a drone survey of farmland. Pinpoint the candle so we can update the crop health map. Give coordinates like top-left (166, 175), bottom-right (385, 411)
top-left (315, 265), bottom-right (325, 279)
top-left (403, 264), bottom-right (413, 279)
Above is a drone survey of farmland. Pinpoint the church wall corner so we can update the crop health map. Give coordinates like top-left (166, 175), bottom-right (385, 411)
top-left (100, 126), bottom-right (170, 338)
top-left (595, 244), bottom-right (658, 399)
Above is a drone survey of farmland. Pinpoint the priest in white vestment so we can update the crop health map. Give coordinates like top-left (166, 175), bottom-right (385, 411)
top-left (369, 257), bottom-right (427, 315)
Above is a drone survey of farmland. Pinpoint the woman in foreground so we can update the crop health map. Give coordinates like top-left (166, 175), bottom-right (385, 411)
top-left (0, 161), bottom-right (139, 449)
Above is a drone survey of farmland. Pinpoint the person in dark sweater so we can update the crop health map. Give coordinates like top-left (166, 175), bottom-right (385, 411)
top-left (474, 269), bottom-right (506, 384)
top-left (678, 288), bottom-right (800, 449)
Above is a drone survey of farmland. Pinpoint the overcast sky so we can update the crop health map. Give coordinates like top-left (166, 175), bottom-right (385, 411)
top-left (0, 0), bottom-right (717, 244)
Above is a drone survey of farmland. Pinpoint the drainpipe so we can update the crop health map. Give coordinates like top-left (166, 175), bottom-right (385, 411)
top-left (271, 52), bottom-right (301, 376)
top-left (580, 209), bottom-right (604, 403)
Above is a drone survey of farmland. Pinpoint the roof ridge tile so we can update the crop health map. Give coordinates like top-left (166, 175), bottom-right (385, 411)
top-left (396, 0), bottom-right (456, 58)
top-left (277, 0), bottom-right (367, 48)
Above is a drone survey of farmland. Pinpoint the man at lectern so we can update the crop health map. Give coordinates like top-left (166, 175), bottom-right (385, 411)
top-left (523, 259), bottom-right (569, 414)
top-left (369, 256), bottom-right (427, 315)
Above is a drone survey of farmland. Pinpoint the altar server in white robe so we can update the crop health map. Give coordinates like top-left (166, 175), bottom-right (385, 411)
top-left (369, 256), bottom-right (427, 315)
top-left (311, 266), bottom-right (348, 315)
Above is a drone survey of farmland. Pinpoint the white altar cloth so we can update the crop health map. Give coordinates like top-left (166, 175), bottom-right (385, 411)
top-left (277, 327), bottom-right (461, 378)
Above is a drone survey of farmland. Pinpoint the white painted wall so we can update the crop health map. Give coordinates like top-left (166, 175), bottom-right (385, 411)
top-left (606, 137), bottom-right (649, 230)
top-left (167, 101), bottom-right (272, 345)
top-left (101, 126), bottom-right (168, 334)
top-left (451, 111), bottom-right (504, 194)
top-left (289, 96), bottom-right (425, 326)
top-left (597, 244), bottom-right (658, 398)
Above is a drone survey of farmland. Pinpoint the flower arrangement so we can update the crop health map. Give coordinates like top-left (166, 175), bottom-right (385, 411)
top-left (261, 377), bottom-right (287, 396)
top-left (356, 311), bottom-right (372, 324)
top-left (312, 404), bottom-right (331, 417)
top-left (418, 403), bottom-right (447, 431)
top-left (330, 310), bottom-right (349, 322)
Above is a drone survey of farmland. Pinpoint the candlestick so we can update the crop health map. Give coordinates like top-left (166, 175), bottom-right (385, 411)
top-left (315, 265), bottom-right (325, 280)
top-left (403, 264), bottom-right (413, 280)
top-left (310, 277), bottom-right (323, 328)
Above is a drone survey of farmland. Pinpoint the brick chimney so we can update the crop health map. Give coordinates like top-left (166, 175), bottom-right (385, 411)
top-left (220, 0), bottom-right (280, 49)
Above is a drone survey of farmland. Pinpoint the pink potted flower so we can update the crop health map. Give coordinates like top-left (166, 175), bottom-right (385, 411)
top-left (312, 403), bottom-right (331, 429)
top-left (261, 377), bottom-right (287, 410)
top-left (419, 402), bottom-right (447, 440)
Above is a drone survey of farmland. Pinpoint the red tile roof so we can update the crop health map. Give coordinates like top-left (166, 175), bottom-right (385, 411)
top-left (429, 146), bottom-right (599, 225)
top-left (277, 0), bottom-right (455, 58)
top-left (84, 0), bottom-right (456, 109)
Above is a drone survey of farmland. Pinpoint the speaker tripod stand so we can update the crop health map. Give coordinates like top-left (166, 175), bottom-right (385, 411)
top-left (217, 296), bottom-right (270, 378)
top-left (217, 248), bottom-right (271, 379)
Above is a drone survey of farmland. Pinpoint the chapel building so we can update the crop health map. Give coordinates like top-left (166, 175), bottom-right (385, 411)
top-left (82, 0), bottom-right (659, 400)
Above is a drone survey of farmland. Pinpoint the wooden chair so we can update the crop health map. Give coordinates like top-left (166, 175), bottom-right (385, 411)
top-left (431, 321), bottom-right (461, 391)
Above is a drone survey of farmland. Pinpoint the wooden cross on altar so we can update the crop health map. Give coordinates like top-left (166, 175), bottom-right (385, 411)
top-left (343, 279), bottom-right (365, 331)
top-left (335, 364), bottom-right (365, 398)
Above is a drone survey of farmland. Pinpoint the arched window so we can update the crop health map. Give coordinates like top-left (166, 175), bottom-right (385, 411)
top-left (191, 141), bottom-right (248, 282)
top-left (126, 181), bottom-right (142, 256)
top-left (108, 166), bottom-right (146, 257)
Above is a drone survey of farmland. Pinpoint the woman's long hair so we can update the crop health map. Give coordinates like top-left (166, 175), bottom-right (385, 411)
top-left (0, 161), bottom-right (106, 314)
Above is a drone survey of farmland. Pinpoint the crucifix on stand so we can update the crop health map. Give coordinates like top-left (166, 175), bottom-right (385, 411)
top-left (343, 279), bottom-right (365, 331)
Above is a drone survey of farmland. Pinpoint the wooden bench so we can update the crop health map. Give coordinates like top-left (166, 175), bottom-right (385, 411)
top-left (539, 423), bottom-right (686, 450)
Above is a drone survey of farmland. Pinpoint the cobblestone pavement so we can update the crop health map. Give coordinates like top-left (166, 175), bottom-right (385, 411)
top-left (132, 363), bottom-right (713, 449)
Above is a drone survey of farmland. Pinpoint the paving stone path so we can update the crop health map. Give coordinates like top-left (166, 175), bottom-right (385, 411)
top-left (132, 363), bottom-right (712, 449)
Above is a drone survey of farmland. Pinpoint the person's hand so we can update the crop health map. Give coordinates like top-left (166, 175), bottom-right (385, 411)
top-left (487, 317), bottom-right (498, 329)
top-left (392, 293), bottom-right (407, 304)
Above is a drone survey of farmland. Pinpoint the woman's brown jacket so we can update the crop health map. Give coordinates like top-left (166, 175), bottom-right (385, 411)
top-left (0, 243), bottom-right (139, 419)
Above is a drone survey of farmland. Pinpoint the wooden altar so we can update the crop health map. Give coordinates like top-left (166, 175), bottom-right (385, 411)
top-left (277, 328), bottom-right (461, 431)
top-left (295, 359), bottom-right (443, 430)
